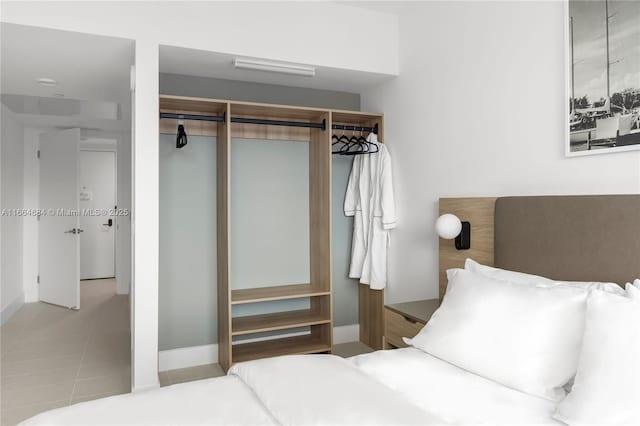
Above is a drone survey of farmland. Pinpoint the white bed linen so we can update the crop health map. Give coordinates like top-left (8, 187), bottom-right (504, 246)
top-left (229, 354), bottom-right (444, 425)
top-left (21, 355), bottom-right (445, 426)
top-left (407, 268), bottom-right (588, 401)
top-left (20, 376), bottom-right (277, 426)
top-left (351, 348), bottom-right (563, 426)
top-left (553, 287), bottom-right (640, 425)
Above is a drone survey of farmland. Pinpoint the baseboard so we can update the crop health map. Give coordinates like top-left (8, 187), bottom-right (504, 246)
top-left (159, 343), bottom-right (218, 372)
top-left (1, 292), bottom-right (24, 325)
top-left (333, 324), bottom-right (359, 344)
top-left (158, 324), bottom-right (360, 372)
top-left (116, 279), bottom-right (130, 295)
top-left (131, 382), bottom-right (160, 393)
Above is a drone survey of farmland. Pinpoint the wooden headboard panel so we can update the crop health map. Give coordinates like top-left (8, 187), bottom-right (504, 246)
top-left (439, 195), bottom-right (640, 297)
top-left (438, 198), bottom-right (497, 297)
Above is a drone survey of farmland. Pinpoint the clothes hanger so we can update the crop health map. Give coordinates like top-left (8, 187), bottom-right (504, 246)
top-left (357, 129), bottom-right (369, 153)
top-left (368, 131), bottom-right (379, 154)
top-left (340, 127), bottom-right (359, 155)
top-left (332, 128), bottom-right (349, 154)
top-left (341, 128), bottom-right (366, 156)
top-left (332, 133), bottom-right (340, 150)
top-left (176, 123), bottom-right (188, 148)
top-left (349, 129), bottom-right (368, 155)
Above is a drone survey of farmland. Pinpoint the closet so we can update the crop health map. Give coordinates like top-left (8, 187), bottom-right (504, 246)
top-left (160, 95), bottom-right (384, 371)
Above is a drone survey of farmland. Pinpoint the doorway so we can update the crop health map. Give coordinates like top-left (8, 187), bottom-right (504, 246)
top-left (80, 150), bottom-right (117, 280)
top-left (0, 23), bottom-right (134, 422)
top-left (38, 133), bottom-right (120, 309)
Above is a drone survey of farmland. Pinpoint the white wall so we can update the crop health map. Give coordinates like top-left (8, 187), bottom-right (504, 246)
top-left (1, 105), bottom-right (25, 323)
top-left (116, 132), bottom-right (131, 296)
top-left (361, 1), bottom-right (640, 304)
top-left (1, 1), bottom-right (399, 76)
top-left (131, 41), bottom-right (160, 392)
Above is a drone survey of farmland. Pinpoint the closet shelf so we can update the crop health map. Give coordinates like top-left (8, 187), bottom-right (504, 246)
top-left (232, 334), bottom-right (331, 363)
top-left (232, 309), bottom-right (330, 336)
top-left (231, 284), bottom-right (330, 305)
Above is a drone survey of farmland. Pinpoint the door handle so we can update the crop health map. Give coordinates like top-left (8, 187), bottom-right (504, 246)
top-left (64, 228), bottom-right (84, 234)
top-left (103, 219), bottom-right (113, 227)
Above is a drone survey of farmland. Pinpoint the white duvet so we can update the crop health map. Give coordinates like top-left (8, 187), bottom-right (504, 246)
top-left (21, 349), bottom-right (561, 426)
top-left (21, 354), bottom-right (443, 426)
top-left (352, 348), bottom-right (562, 425)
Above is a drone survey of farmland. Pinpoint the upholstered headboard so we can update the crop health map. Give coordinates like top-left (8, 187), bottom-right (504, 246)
top-left (439, 195), bottom-right (640, 296)
top-left (494, 195), bottom-right (640, 285)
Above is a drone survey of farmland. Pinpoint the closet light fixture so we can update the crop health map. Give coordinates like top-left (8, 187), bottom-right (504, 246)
top-left (233, 58), bottom-right (316, 77)
top-left (36, 77), bottom-right (58, 87)
top-left (436, 214), bottom-right (471, 250)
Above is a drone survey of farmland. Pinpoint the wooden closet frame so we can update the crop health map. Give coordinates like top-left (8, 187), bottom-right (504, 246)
top-left (160, 95), bottom-right (385, 370)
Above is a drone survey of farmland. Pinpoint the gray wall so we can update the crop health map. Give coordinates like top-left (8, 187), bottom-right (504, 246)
top-left (159, 75), bottom-right (360, 350)
top-left (160, 73), bottom-right (360, 110)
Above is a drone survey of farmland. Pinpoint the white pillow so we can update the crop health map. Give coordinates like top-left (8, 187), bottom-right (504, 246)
top-left (554, 287), bottom-right (640, 425)
top-left (628, 282), bottom-right (640, 299)
top-left (407, 269), bottom-right (589, 401)
top-left (465, 258), bottom-right (626, 295)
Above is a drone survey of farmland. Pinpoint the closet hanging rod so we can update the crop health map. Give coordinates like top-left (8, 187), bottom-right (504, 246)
top-left (160, 112), bottom-right (379, 134)
top-left (160, 112), bottom-right (326, 130)
top-left (160, 112), bottom-right (224, 122)
top-left (232, 116), bottom-right (326, 130)
top-left (332, 123), bottom-right (378, 134)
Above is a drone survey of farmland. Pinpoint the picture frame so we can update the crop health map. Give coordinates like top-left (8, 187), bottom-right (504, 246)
top-left (565, 0), bottom-right (640, 157)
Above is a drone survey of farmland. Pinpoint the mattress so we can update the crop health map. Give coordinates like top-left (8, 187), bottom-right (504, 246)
top-left (351, 347), bottom-right (563, 425)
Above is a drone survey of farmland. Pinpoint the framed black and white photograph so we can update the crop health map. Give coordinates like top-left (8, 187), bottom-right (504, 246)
top-left (567, 0), bottom-right (640, 156)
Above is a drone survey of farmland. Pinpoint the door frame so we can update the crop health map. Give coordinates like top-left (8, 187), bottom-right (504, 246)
top-left (79, 145), bottom-right (118, 282)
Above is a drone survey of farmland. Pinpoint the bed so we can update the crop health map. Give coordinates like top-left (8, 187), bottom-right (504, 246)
top-left (21, 195), bottom-right (640, 425)
top-left (21, 349), bottom-right (562, 426)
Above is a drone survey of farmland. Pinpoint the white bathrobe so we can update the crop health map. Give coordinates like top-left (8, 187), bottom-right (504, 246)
top-left (344, 134), bottom-right (396, 290)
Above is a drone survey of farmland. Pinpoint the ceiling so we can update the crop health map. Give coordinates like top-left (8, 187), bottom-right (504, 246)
top-left (1, 21), bottom-right (394, 130)
top-left (1, 23), bottom-right (133, 131)
top-left (159, 45), bottom-right (394, 94)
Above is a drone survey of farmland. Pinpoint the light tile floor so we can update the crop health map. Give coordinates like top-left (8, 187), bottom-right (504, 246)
top-left (1, 281), bottom-right (373, 425)
top-left (1, 279), bottom-right (130, 426)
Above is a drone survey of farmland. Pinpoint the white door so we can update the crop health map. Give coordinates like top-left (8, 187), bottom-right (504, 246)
top-left (39, 128), bottom-right (81, 309)
top-left (79, 151), bottom-right (116, 279)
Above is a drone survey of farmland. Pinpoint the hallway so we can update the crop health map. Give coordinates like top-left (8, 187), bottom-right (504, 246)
top-left (1, 279), bottom-right (130, 425)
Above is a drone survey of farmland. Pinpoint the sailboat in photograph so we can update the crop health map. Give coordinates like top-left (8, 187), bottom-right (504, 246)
top-left (569, 0), bottom-right (640, 150)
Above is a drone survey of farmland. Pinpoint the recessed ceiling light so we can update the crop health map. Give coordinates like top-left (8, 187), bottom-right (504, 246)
top-left (36, 78), bottom-right (58, 87)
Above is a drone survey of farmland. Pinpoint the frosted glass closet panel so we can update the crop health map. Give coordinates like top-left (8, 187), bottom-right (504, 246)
top-left (332, 155), bottom-right (359, 327)
top-left (159, 135), bottom-right (218, 350)
top-left (230, 139), bottom-right (310, 290)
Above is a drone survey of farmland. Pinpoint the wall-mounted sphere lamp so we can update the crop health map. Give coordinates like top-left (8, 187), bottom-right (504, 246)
top-left (436, 214), bottom-right (471, 250)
